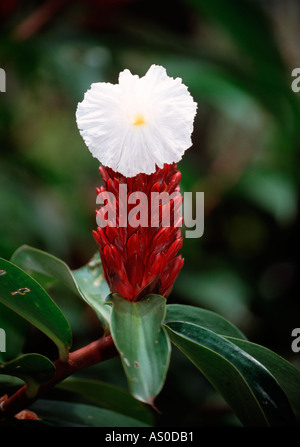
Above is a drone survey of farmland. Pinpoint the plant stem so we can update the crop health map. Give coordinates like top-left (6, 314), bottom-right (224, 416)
top-left (0, 334), bottom-right (119, 417)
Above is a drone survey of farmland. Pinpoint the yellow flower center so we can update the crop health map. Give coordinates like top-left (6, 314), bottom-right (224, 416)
top-left (133, 114), bottom-right (146, 126)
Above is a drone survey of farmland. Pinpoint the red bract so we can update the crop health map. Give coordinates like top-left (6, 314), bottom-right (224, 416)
top-left (93, 163), bottom-right (184, 301)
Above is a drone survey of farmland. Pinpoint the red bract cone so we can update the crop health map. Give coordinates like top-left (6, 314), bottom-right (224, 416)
top-left (93, 163), bottom-right (184, 301)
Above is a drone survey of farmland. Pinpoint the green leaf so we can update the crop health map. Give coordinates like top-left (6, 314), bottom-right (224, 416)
top-left (165, 303), bottom-right (246, 339)
top-left (72, 253), bottom-right (111, 333)
top-left (11, 245), bottom-right (110, 334)
top-left (0, 375), bottom-right (23, 386)
top-left (0, 303), bottom-right (28, 362)
top-left (57, 378), bottom-right (154, 425)
top-left (0, 257), bottom-right (71, 361)
top-left (29, 399), bottom-right (150, 427)
top-left (226, 337), bottom-right (300, 414)
top-left (0, 354), bottom-right (55, 398)
top-left (164, 322), bottom-right (296, 427)
top-left (107, 294), bottom-right (171, 406)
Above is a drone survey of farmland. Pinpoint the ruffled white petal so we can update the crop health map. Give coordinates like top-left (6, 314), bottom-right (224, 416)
top-left (76, 64), bottom-right (197, 177)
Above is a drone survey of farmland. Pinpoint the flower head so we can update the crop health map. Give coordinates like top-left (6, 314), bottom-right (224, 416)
top-left (76, 64), bottom-right (197, 177)
top-left (93, 163), bottom-right (184, 301)
top-left (77, 65), bottom-right (197, 301)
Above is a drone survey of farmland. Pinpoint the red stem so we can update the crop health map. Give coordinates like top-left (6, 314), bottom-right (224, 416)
top-left (0, 334), bottom-right (119, 417)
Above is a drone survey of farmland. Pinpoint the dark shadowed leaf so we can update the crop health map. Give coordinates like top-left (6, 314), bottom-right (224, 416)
top-left (226, 336), bottom-right (300, 414)
top-left (57, 377), bottom-right (154, 425)
top-left (165, 303), bottom-right (246, 338)
top-left (30, 399), bottom-right (150, 427)
top-left (0, 354), bottom-right (55, 398)
top-left (164, 321), bottom-right (296, 427)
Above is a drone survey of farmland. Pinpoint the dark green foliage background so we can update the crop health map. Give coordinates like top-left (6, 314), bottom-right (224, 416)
top-left (0, 0), bottom-right (300, 426)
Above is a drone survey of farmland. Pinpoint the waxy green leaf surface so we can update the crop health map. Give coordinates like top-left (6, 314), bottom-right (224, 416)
top-left (226, 336), bottom-right (300, 414)
top-left (164, 321), bottom-right (296, 427)
top-left (107, 294), bottom-right (171, 406)
top-left (0, 303), bottom-right (28, 362)
top-left (165, 303), bottom-right (246, 338)
top-left (11, 246), bottom-right (110, 333)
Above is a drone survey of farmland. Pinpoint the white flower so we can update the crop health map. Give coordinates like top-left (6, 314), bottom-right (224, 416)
top-left (76, 64), bottom-right (197, 177)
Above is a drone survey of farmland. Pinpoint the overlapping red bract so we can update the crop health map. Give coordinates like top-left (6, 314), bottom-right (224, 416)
top-left (93, 163), bottom-right (184, 301)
